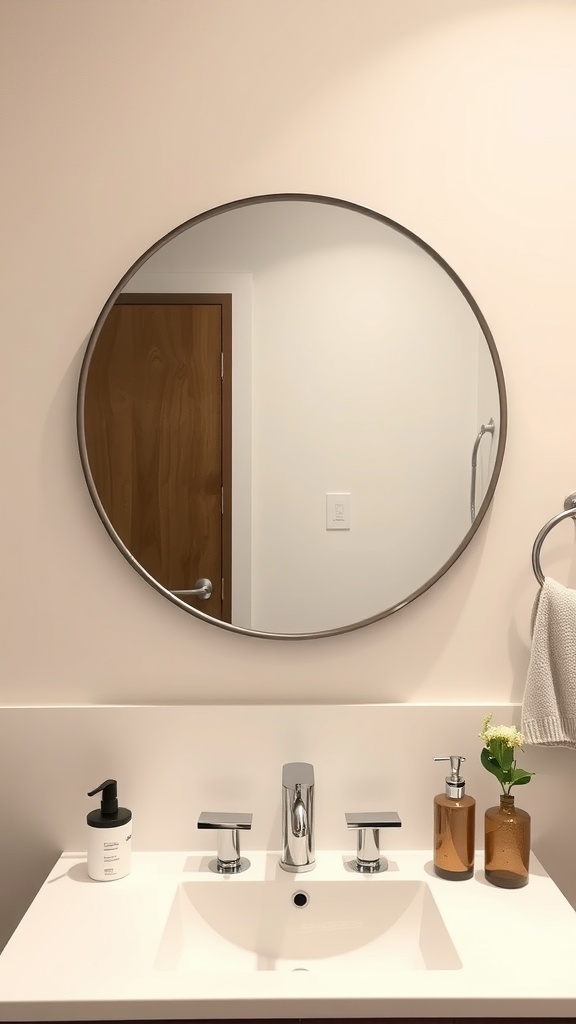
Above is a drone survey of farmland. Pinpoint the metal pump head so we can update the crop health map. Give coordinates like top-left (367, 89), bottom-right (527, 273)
top-left (433, 755), bottom-right (466, 798)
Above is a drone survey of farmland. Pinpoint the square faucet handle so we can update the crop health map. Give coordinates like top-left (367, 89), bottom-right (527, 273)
top-left (197, 811), bottom-right (253, 830)
top-left (197, 812), bottom-right (253, 874)
top-left (345, 811), bottom-right (402, 829)
top-left (345, 811), bottom-right (402, 873)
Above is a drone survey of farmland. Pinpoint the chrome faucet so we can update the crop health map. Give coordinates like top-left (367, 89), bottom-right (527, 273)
top-left (197, 811), bottom-right (253, 874)
top-left (345, 810), bottom-right (402, 872)
top-left (279, 762), bottom-right (315, 872)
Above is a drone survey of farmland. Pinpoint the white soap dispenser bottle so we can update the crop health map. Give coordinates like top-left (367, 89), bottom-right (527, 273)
top-left (86, 779), bottom-right (132, 881)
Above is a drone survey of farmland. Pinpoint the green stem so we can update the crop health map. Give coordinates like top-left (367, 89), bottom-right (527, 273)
top-left (501, 755), bottom-right (516, 795)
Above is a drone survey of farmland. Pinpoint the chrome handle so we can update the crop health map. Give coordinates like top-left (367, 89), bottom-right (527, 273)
top-left (470, 418), bottom-right (495, 523)
top-left (171, 578), bottom-right (212, 600)
top-left (197, 812), bottom-right (253, 830)
top-left (346, 811), bottom-right (402, 873)
top-left (197, 812), bottom-right (252, 874)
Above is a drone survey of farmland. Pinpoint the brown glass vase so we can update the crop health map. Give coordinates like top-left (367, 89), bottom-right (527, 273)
top-left (484, 794), bottom-right (530, 888)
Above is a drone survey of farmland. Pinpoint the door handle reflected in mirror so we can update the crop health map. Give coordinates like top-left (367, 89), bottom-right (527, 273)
top-left (171, 578), bottom-right (213, 600)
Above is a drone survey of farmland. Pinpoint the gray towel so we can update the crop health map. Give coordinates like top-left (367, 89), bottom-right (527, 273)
top-left (521, 577), bottom-right (576, 747)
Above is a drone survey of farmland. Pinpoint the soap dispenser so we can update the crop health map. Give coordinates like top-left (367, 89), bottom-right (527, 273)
top-left (433, 755), bottom-right (475, 880)
top-left (86, 779), bottom-right (132, 881)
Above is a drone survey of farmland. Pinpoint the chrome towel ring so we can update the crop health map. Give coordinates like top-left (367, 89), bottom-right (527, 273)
top-left (532, 493), bottom-right (576, 585)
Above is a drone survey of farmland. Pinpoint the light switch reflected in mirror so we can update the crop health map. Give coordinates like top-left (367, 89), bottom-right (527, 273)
top-left (77, 194), bottom-right (506, 639)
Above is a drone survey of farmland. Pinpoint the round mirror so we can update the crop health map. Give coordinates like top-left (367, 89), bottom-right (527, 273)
top-left (77, 194), bottom-right (506, 639)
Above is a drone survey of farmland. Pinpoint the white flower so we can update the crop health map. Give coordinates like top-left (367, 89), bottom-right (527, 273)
top-left (479, 714), bottom-right (533, 795)
top-left (479, 714), bottom-right (526, 749)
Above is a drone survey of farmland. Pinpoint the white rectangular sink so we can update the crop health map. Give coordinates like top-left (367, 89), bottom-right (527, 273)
top-left (2, 850), bottom-right (576, 1020)
top-left (155, 878), bottom-right (461, 972)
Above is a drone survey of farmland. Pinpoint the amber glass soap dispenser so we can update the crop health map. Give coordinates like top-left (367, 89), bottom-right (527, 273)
top-left (433, 755), bottom-right (475, 880)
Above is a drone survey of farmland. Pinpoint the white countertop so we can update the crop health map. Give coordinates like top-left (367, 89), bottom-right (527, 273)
top-left (1, 850), bottom-right (576, 1020)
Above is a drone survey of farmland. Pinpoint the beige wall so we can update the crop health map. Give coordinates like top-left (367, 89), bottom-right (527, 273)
top-left (2, 0), bottom-right (576, 947)
top-left (3, 0), bottom-right (576, 704)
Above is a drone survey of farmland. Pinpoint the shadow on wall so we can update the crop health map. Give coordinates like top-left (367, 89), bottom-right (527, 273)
top-left (525, 743), bottom-right (576, 908)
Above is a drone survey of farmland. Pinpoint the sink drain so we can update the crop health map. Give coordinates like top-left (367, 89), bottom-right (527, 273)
top-left (292, 967), bottom-right (309, 972)
top-left (291, 890), bottom-right (310, 908)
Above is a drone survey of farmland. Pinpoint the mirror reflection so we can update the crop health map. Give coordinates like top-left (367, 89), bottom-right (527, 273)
top-left (78, 195), bottom-right (506, 638)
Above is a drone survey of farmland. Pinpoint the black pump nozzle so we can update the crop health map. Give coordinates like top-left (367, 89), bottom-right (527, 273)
top-left (88, 779), bottom-right (118, 816)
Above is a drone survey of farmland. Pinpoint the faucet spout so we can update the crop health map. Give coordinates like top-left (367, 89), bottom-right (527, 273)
top-left (280, 762), bottom-right (315, 873)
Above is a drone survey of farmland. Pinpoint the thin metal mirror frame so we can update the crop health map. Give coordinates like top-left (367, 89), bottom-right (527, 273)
top-left (77, 193), bottom-right (507, 640)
